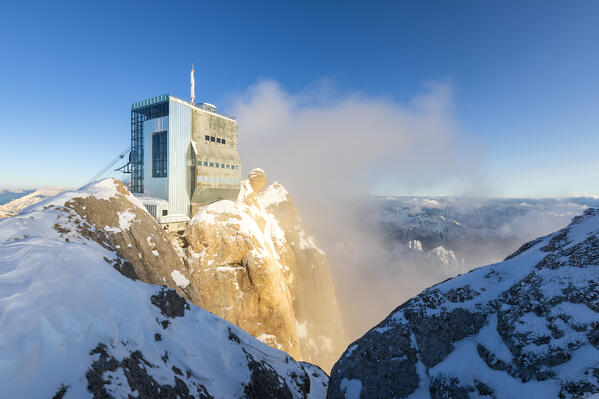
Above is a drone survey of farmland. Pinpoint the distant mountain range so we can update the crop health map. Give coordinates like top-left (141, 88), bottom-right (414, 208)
top-left (328, 196), bottom-right (599, 341)
top-left (0, 188), bottom-right (65, 218)
top-left (0, 189), bottom-right (35, 205)
top-left (364, 196), bottom-right (599, 268)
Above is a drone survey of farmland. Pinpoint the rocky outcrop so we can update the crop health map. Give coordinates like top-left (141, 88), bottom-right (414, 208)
top-left (42, 179), bottom-right (204, 308)
top-left (328, 208), bottom-right (599, 399)
top-left (183, 169), bottom-right (347, 371)
top-left (0, 179), bottom-right (328, 398)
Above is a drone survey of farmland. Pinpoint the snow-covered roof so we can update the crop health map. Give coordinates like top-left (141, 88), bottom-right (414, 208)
top-left (134, 194), bottom-right (168, 206)
top-left (157, 214), bottom-right (190, 224)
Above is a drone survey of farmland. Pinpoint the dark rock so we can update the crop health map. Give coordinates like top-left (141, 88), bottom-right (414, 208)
top-left (328, 321), bottom-right (419, 399)
top-left (150, 288), bottom-right (190, 318)
top-left (429, 376), bottom-right (472, 399)
top-left (85, 343), bottom-right (210, 399)
top-left (113, 260), bottom-right (137, 280)
top-left (243, 349), bottom-right (295, 399)
top-left (228, 327), bottom-right (241, 344)
top-left (407, 308), bottom-right (486, 368)
top-left (51, 385), bottom-right (69, 399)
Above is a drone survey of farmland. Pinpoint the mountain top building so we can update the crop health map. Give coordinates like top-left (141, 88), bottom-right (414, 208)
top-left (130, 69), bottom-right (241, 230)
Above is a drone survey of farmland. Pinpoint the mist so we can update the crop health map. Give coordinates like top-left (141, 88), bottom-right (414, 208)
top-left (229, 80), bottom-right (498, 340)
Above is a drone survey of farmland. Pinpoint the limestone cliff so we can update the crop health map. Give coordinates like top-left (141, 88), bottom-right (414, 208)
top-left (183, 169), bottom-right (347, 371)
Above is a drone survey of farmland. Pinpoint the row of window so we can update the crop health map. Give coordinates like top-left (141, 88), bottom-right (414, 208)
top-left (197, 176), bottom-right (241, 185)
top-left (198, 160), bottom-right (240, 170)
top-left (204, 135), bottom-right (227, 144)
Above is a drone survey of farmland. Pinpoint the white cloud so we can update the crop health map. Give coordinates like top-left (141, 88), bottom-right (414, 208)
top-left (233, 80), bottom-right (485, 203)
top-left (231, 80), bottom-right (488, 339)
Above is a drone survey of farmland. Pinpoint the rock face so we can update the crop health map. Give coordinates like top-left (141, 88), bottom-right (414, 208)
top-left (328, 208), bottom-right (599, 399)
top-left (41, 179), bottom-right (203, 308)
top-left (183, 169), bottom-right (347, 371)
top-left (0, 179), bottom-right (328, 398)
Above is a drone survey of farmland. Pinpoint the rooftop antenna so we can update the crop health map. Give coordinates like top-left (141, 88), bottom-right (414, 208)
top-left (190, 65), bottom-right (195, 105)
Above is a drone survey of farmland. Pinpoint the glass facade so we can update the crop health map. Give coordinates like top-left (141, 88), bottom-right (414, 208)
top-left (130, 95), bottom-right (169, 193)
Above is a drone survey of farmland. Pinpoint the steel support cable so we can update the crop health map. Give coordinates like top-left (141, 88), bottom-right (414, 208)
top-left (86, 146), bottom-right (131, 185)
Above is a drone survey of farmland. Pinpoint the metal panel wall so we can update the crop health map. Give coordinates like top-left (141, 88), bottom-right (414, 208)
top-left (143, 117), bottom-right (169, 200)
top-left (167, 100), bottom-right (192, 216)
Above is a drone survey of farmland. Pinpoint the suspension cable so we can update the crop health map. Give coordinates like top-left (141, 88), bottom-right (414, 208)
top-left (86, 146), bottom-right (131, 185)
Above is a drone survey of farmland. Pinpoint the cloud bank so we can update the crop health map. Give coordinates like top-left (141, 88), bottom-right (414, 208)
top-left (231, 80), bottom-right (486, 339)
top-left (233, 80), bottom-right (484, 201)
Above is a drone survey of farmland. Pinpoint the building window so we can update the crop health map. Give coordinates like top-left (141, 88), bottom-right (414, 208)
top-left (210, 136), bottom-right (215, 142)
top-left (203, 161), bottom-right (208, 166)
top-left (216, 138), bottom-right (221, 143)
top-left (221, 163), bottom-right (225, 168)
top-left (209, 162), bottom-right (214, 167)
top-left (162, 210), bottom-right (168, 216)
top-left (226, 164), bottom-right (230, 169)
top-left (205, 135), bottom-right (209, 141)
top-left (152, 131), bottom-right (167, 177)
top-left (222, 139), bottom-right (226, 144)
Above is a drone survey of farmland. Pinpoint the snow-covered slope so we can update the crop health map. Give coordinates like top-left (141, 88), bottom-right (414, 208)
top-left (0, 179), bottom-right (327, 398)
top-left (328, 208), bottom-right (599, 399)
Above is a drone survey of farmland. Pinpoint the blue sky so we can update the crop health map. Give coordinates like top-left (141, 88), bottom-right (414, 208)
top-left (1, 0), bottom-right (598, 196)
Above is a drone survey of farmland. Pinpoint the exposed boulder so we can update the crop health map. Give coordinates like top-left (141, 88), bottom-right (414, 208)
top-left (328, 208), bottom-right (599, 399)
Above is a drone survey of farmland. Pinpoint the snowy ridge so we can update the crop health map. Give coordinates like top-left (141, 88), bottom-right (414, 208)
top-left (329, 208), bottom-right (599, 399)
top-left (0, 179), bottom-right (327, 398)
